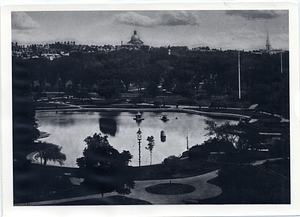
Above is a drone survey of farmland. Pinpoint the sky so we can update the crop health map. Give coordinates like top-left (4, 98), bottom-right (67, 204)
top-left (11, 10), bottom-right (289, 51)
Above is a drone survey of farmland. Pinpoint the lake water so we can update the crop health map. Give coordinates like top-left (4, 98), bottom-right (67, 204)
top-left (36, 111), bottom-right (234, 167)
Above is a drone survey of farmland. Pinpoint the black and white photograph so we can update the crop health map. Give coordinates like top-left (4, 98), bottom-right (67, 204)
top-left (2, 2), bottom-right (300, 216)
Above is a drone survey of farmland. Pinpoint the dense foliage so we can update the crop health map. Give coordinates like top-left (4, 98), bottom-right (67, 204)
top-left (163, 155), bottom-right (181, 174)
top-left (205, 120), bottom-right (263, 151)
top-left (188, 120), bottom-right (267, 163)
top-left (12, 47), bottom-right (290, 204)
top-left (35, 142), bottom-right (66, 166)
top-left (76, 133), bottom-right (134, 196)
top-left (13, 58), bottom-right (40, 161)
top-left (188, 138), bottom-right (235, 160)
top-left (13, 48), bottom-right (289, 117)
top-left (216, 161), bottom-right (290, 204)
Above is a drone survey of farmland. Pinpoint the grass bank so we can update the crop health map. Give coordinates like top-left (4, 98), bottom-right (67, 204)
top-left (198, 159), bottom-right (290, 204)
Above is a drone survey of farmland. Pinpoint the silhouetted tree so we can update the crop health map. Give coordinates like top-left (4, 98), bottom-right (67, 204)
top-left (35, 142), bottom-right (66, 166)
top-left (188, 144), bottom-right (210, 160)
top-left (13, 57), bottom-right (40, 161)
top-left (163, 155), bottom-right (180, 174)
top-left (146, 81), bottom-right (159, 98)
top-left (76, 133), bottom-right (134, 196)
top-left (204, 120), bottom-right (263, 162)
top-left (146, 136), bottom-right (155, 165)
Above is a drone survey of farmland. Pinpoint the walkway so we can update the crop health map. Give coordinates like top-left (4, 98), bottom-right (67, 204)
top-left (16, 170), bottom-right (221, 205)
top-left (106, 170), bottom-right (221, 204)
top-left (37, 101), bottom-right (251, 120)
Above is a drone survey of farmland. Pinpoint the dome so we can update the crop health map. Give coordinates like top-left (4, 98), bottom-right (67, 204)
top-left (131, 31), bottom-right (140, 41)
top-left (131, 34), bottom-right (140, 41)
top-left (127, 30), bottom-right (144, 45)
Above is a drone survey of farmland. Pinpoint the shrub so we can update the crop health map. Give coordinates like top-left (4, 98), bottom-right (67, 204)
top-left (209, 99), bottom-right (227, 109)
top-left (177, 99), bottom-right (198, 105)
top-left (163, 155), bottom-right (180, 174)
top-left (188, 144), bottom-right (210, 160)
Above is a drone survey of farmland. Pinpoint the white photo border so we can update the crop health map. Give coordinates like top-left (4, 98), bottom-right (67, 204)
top-left (1, 2), bottom-right (299, 217)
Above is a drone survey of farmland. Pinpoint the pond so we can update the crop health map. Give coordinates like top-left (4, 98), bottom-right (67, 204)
top-left (36, 110), bottom-right (235, 167)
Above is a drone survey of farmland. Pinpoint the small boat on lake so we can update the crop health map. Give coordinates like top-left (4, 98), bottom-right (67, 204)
top-left (133, 111), bottom-right (144, 122)
top-left (239, 116), bottom-right (251, 123)
top-left (160, 115), bottom-right (169, 122)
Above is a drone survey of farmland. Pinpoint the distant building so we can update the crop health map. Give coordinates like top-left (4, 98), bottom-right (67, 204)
top-left (266, 34), bottom-right (271, 54)
top-left (116, 30), bottom-right (149, 51)
top-left (252, 35), bottom-right (285, 55)
top-left (127, 31), bottom-right (144, 46)
top-left (191, 46), bottom-right (210, 52)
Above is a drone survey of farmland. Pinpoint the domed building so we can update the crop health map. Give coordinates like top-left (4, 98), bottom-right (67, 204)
top-left (127, 31), bottom-right (144, 46)
top-left (116, 30), bottom-right (149, 51)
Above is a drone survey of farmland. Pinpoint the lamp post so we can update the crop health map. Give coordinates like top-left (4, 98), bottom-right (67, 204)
top-left (137, 128), bottom-right (142, 167)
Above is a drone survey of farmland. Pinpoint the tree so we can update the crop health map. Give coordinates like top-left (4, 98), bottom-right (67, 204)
top-left (269, 131), bottom-right (290, 159)
top-left (76, 133), bottom-right (134, 196)
top-left (146, 81), bottom-right (159, 98)
top-left (97, 79), bottom-right (120, 100)
top-left (204, 120), bottom-right (263, 162)
top-left (13, 58), bottom-right (40, 161)
top-left (163, 155), bottom-right (180, 174)
top-left (205, 120), bottom-right (240, 146)
top-left (188, 144), bottom-right (210, 160)
top-left (146, 136), bottom-right (155, 165)
top-left (209, 99), bottom-right (228, 109)
top-left (204, 137), bottom-right (235, 153)
top-left (35, 142), bottom-right (66, 166)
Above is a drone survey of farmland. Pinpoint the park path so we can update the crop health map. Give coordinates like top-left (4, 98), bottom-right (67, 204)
top-left (17, 170), bottom-right (221, 205)
top-left (105, 170), bottom-right (221, 204)
top-left (36, 102), bottom-right (251, 120)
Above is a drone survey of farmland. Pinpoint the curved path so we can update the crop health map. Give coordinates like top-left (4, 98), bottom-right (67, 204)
top-left (26, 151), bottom-right (40, 164)
top-left (16, 170), bottom-right (221, 205)
top-left (116, 170), bottom-right (222, 204)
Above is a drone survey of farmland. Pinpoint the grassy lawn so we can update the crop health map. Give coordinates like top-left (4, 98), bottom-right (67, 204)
top-left (14, 157), bottom-right (290, 205)
top-left (132, 158), bottom-right (220, 180)
top-left (262, 159), bottom-right (290, 177)
top-left (49, 195), bottom-right (151, 205)
top-left (193, 107), bottom-right (256, 117)
top-left (198, 160), bottom-right (290, 204)
top-left (13, 158), bottom-right (218, 204)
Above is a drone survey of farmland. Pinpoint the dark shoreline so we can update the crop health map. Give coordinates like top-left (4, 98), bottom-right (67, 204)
top-left (36, 106), bottom-right (251, 121)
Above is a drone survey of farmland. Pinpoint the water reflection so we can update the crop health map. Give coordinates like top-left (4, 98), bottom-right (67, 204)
top-left (37, 111), bottom-right (76, 126)
top-left (160, 130), bottom-right (166, 142)
top-left (36, 111), bottom-right (237, 167)
top-left (99, 117), bottom-right (118, 136)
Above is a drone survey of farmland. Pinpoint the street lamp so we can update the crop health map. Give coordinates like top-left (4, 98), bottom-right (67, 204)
top-left (137, 128), bottom-right (142, 167)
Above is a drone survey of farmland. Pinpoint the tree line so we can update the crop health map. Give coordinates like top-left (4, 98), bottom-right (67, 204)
top-left (13, 48), bottom-right (289, 117)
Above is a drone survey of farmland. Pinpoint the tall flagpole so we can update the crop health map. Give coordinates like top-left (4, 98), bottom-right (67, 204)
top-left (280, 51), bottom-right (283, 74)
top-left (238, 50), bottom-right (241, 99)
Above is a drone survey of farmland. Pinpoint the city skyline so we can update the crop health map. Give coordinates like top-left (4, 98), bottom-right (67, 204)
top-left (12, 10), bottom-right (289, 51)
